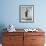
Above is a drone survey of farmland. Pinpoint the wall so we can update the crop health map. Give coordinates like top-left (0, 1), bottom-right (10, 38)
top-left (0, 0), bottom-right (46, 29)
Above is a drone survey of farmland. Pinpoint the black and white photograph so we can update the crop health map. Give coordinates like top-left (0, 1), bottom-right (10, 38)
top-left (19, 5), bottom-right (34, 23)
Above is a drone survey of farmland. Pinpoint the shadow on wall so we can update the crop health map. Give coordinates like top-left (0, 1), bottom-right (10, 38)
top-left (0, 24), bottom-right (7, 43)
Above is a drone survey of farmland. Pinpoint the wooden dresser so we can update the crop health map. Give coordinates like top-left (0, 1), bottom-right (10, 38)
top-left (2, 29), bottom-right (45, 46)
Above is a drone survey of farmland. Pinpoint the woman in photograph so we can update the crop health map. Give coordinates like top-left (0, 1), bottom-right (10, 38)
top-left (25, 8), bottom-right (32, 20)
top-left (25, 8), bottom-right (28, 17)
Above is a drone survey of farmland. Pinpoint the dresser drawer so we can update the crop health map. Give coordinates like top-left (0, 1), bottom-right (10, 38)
top-left (3, 32), bottom-right (23, 36)
top-left (24, 32), bottom-right (44, 36)
top-left (32, 36), bottom-right (45, 44)
top-left (32, 44), bottom-right (44, 46)
top-left (3, 42), bottom-right (23, 46)
top-left (3, 35), bottom-right (23, 44)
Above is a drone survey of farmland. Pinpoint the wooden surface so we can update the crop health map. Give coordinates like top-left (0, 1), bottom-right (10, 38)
top-left (3, 32), bottom-right (24, 46)
top-left (24, 32), bottom-right (45, 46)
top-left (2, 29), bottom-right (45, 46)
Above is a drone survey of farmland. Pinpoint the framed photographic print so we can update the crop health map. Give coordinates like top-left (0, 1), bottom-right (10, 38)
top-left (19, 5), bottom-right (34, 23)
